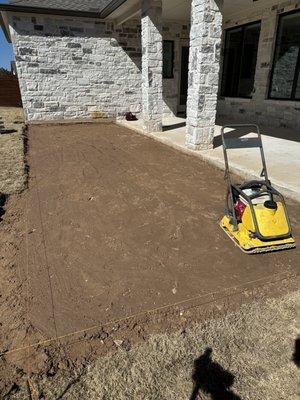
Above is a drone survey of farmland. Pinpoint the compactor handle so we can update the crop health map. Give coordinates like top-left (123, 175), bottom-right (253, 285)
top-left (221, 124), bottom-right (262, 150)
top-left (221, 124), bottom-right (269, 185)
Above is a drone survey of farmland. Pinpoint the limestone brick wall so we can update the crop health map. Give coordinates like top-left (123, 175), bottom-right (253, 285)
top-left (141, 0), bottom-right (163, 132)
top-left (9, 14), bottom-right (143, 122)
top-left (186, 0), bottom-right (223, 150)
top-left (217, 1), bottom-right (300, 130)
top-left (8, 12), bottom-right (190, 122)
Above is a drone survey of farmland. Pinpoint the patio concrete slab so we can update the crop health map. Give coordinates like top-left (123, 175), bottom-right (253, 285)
top-left (119, 117), bottom-right (300, 202)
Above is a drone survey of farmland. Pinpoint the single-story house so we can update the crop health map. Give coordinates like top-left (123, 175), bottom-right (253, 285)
top-left (0, 0), bottom-right (299, 149)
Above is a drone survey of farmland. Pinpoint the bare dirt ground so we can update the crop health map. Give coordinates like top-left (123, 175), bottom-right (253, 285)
top-left (0, 122), bottom-right (299, 398)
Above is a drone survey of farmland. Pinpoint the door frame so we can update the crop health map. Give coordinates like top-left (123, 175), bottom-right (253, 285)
top-left (177, 40), bottom-right (190, 114)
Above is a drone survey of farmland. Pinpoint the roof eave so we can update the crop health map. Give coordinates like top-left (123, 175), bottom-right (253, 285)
top-left (100, 0), bottom-right (129, 18)
top-left (0, 11), bottom-right (12, 43)
top-left (0, 1), bottom-right (131, 19)
top-left (0, 4), bottom-right (102, 19)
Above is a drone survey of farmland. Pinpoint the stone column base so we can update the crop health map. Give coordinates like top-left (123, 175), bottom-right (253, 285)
top-left (143, 118), bottom-right (162, 133)
top-left (186, 126), bottom-right (215, 150)
top-left (186, 142), bottom-right (214, 151)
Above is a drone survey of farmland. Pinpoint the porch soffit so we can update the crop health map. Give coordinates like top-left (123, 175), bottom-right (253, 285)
top-left (109, 0), bottom-right (191, 22)
top-left (110, 0), bottom-right (280, 23)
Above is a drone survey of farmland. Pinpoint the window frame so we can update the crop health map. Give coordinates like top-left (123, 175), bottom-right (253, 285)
top-left (268, 9), bottom-right (300, 101)
top-left (221, 20), bottom-right (261, 99)
top-left (163, 40), bottom-right (174, 79)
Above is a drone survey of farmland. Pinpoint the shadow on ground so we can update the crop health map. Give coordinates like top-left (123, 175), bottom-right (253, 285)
top-left (0, 193), bottom-right (7, 221)
top-left (293, 338), bottom-right (300, 367)
top-left (190, 348), bottom-right (241, 400)
top-left (213, 120), bottom-right (300, 148)
top-left (163, 121), bottom-right (186, 132)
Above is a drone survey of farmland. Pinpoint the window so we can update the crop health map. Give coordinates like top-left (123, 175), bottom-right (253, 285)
top-left (269, 11), bottom-right (300, 100)
top-left (163, 40), bottom-right (174, 79)
top-left (221, 21), bottom-right (261, 98)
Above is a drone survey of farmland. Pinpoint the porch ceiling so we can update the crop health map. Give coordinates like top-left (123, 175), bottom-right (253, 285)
top-left (162, 0), bottom-right (191, 22)
top-left (224, 0), bottom-right (277, 18)
top-left (109, 0), bottom-right (191, 22)
top-left (110, 0), bottom-right (277, 22)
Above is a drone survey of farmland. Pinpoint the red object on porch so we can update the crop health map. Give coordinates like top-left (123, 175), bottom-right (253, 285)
top-left (125, 112), bottom-right (138, 121)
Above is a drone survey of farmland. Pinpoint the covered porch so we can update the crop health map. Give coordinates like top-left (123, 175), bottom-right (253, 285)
top-left (113, 0), bottom-right (300, 201)
top-left (111, 0), bottom-right (223, 150)
top-left (112, 0), bottom-right (277, 149)
top-left (111, 0), bottom-right (299, 150)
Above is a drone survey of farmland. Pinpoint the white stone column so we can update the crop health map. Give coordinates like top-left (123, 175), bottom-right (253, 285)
top-left (186, 0), bottom-right (223, 150)
top-left (141, 0), bottom-right (163, 133)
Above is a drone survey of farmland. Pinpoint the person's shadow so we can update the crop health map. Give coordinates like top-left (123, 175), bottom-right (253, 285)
top-left (190, 348), bottom-right (241, 400)
top-left (293, 338), bottom-right (300, 367)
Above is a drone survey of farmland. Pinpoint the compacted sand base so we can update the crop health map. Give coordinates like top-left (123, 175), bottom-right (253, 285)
top-left (0, 122), bottom-right (299, 398)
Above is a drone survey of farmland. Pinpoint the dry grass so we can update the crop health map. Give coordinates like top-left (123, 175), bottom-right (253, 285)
top-left (0, 107), bottom-right (26, 195)
top-left (37, 291), bottom-right (299, 400)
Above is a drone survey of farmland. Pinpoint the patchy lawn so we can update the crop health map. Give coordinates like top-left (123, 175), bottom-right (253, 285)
top-left (23, 291), bottom-right (300, 399)
top-left (0, 107), bottom-right (26, 195)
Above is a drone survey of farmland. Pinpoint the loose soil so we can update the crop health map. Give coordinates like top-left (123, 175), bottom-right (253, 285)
top-left (0, 122), bottom-right (299, 398)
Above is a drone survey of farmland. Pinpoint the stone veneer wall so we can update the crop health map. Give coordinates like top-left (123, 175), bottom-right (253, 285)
top-left (9, 14), bottom-right (142, 121)
top-left (8, 13), bottom-right (190, 122)
top-left (141, 0), bottom-right (163, 132)
top-left (217, 1), bottom-right (300, 130)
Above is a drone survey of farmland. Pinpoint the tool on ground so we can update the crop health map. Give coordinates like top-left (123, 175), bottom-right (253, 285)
top-left (220, 124), bottom-right (296, 254)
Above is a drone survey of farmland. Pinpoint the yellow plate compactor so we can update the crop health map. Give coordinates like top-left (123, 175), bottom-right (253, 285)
top-left (220, 124), bottom-right (295, 254)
